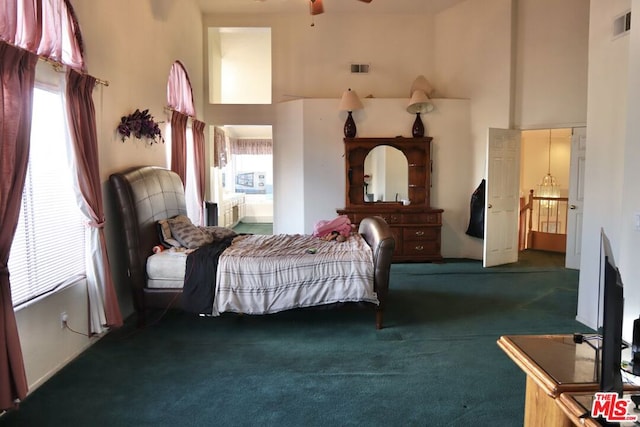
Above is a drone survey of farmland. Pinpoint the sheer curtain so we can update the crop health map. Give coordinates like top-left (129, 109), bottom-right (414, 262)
top-left (0, 41), bottom-right (37, 412)
top-left (64, 69), bottom-right (123, 334)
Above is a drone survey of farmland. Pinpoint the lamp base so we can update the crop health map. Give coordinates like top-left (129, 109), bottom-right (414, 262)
top-left (412, 113), bottom-right (425, 137)
top-left (344, 111), bottom-right (357, 138)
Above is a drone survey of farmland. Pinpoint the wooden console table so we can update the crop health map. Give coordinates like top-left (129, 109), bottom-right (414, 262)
top-left (498, 335), bottom-right (604, 427)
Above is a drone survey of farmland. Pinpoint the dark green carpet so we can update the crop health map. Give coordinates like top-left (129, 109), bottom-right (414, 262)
top-left (233, 222), bottom-right (273, 235)
top-left (1, 253), bottom-right (586, 427)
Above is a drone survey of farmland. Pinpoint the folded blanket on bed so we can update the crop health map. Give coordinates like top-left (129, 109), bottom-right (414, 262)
top-left (181, 237), bottom-right (235, 314)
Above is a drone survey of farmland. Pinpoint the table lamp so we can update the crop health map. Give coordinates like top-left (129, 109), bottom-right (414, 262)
top-left (406, 90), bottom-right (434, 137)
top-left (339, 88), bottom-right (364, 138)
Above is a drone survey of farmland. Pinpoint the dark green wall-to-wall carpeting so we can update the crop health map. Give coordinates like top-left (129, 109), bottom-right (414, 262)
top-left (1, 253), bottom-right (585, 426)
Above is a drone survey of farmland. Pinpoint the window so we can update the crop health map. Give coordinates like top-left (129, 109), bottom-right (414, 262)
top-left (8, 86), bottom-right (86, 307)
top-left (228, 154), bottom-right (273, 199)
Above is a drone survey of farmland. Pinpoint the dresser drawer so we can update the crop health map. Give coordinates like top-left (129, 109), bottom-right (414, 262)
top-left (354, 213), bottom-right (401, 224)
top-left (403, 227), bottom-right (439, 241)
top-left (401, 213), bottom-right (441, 225)
top-left (403, 240), bottom-right (440, 256)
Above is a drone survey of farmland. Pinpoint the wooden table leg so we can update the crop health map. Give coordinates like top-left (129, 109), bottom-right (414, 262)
top-left (523, 376), bottom-right (573, 427)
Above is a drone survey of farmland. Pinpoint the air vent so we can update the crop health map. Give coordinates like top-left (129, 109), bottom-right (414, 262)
top-left (350, 63), bottom-right (370, 74)
top-left (613, 11), bottom-right (631, 38)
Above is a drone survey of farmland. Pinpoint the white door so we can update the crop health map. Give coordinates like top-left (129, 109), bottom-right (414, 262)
top-left (483, 128), bottom-right (521, 267)
top-left (565, 127), bottom-right (586, 269)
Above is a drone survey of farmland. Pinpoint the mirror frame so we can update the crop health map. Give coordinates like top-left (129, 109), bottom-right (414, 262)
top-left (343, 137), bottom-right (432, 208)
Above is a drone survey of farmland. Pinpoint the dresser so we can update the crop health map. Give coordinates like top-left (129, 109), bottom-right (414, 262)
top-left (337, 137), bottom-right (443, 262)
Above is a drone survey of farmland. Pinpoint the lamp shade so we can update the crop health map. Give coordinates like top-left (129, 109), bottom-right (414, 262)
top-left (410, 75), bottom-right (435, 97)
top-left (407, 90), bottom-right (434, 114)
top-left (339, 88), bottom-right (364, 112)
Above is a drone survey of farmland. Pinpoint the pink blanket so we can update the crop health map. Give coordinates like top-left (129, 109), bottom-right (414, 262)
top-left (313, 215), bottom-right (352, 238)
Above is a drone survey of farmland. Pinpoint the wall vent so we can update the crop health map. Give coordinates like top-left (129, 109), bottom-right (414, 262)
top-left (350, 63), bottom-right (370, 74)
top-left (613, 11), bottom-right (631, 38)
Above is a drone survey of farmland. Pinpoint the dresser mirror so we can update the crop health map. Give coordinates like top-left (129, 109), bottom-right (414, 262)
top-left (363, 145), bottom-right (408, 202)
top-left (344, 137), bottom-right (431, 208)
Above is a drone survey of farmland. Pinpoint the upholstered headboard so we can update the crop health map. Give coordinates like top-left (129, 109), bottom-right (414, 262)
top-left (109, 166), bottom-right (187, 315)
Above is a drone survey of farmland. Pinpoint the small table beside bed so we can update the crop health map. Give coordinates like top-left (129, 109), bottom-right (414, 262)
top-left (109, 166), bottom-right (396, 329)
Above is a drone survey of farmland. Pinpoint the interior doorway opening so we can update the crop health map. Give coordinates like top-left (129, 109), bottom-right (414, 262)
top-left (518, 128), bottom-right (572, 265)
top-left (211, 125), bottom-right (273, 233)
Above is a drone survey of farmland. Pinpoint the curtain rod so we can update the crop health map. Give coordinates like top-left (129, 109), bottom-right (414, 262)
top-left (38, 56), bottom-right (109, 87)
top-left (164, 106), bottom-right (198, 120)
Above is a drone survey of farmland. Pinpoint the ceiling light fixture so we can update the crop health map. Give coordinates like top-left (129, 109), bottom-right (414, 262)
top-left (538, 129), bottom-right (560, 207)
top-left (308, 0), bottom-right (373, 26)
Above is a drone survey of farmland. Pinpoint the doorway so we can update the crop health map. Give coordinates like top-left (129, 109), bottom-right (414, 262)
top-left (212, 125), bottom-right (274, 232)
top-left (518, 128), bottom-right (572, 265)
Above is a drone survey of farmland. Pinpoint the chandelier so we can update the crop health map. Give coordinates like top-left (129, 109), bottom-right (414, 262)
top-left (538, 129), bottom-right (560, 207)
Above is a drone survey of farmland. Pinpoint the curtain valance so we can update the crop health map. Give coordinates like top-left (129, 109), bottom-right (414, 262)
top-left (167, 61), bottom-right (196, 117)
top-left (0, 0), bottom-right (85, 71)
top-left (230, 138), bottom-right (273, 155)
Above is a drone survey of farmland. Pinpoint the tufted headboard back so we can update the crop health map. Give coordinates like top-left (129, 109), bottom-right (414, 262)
top-left (109, 166), bottom-right (187, 313)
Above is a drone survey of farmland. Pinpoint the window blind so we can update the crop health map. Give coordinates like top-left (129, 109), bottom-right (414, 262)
top-left (8, 88), bottom-right (86, 307)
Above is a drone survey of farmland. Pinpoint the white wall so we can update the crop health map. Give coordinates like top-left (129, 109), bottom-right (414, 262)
top-left (214, 28), bottom-right (271, 104)
top-left (14, 0), bottom-right (204, 393)
top-left (274, 100), bottom-right (306, 234)
top-left (578, 0), bottom-right (630, 332)
top-left (620, 0), bottom-right (640, 340)
top-left (433, 0), bottom-right (514, 258)
top-left (514, 0), bottom-right (589, 129)
top-left (434, 0), bottom-right (513, 171)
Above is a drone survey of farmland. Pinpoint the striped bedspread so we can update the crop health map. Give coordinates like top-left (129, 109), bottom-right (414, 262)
top-left (212, 233), bottom-right (377, 316)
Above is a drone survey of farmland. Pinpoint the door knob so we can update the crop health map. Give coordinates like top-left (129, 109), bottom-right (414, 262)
top-left (487, 204), bottom-right (493, 209)
top-left (570, 205), bottom-right (577, 209)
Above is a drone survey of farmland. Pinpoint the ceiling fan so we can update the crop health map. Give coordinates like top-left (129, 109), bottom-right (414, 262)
top-left (309, 0), bottom-right (373, 16)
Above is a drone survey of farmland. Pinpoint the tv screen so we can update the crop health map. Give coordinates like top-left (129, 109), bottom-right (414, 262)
top-left (599, 229), bottom-right (624, 395)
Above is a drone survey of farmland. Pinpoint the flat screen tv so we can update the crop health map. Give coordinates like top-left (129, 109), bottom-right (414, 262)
top-left (598, 229), bottom-right (624, 396)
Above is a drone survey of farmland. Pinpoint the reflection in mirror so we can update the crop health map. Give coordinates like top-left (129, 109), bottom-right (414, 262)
top-left (363, 145), bottom-right (409, 202)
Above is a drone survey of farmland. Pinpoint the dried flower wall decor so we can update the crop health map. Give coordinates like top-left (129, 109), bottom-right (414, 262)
top-left (117, 109), bottom-right (164, 144)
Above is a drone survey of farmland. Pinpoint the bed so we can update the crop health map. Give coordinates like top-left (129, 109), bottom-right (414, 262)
top-left (109, 166), bottom-right (395, 329)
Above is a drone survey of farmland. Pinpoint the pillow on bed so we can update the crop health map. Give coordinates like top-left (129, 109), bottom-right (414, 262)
top-left (157, 219), bottom-right (182, 248)
top-left (167, 215), bottom-right (214, 249)
top-left (205, 226), bottom-right (238, 241)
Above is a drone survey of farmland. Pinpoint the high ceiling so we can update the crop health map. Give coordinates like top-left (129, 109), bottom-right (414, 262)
top-left (194, 0), bottom-right (466, 15)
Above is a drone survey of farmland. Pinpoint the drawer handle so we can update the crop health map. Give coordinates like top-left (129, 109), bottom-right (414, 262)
top-left (415, 245), bottom-right (424, 251)
top-left (415, 231), bottom-right (424, 236)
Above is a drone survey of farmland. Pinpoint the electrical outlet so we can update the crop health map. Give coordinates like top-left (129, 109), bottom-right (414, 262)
top-left (60, 311), bottom-right (68, 329)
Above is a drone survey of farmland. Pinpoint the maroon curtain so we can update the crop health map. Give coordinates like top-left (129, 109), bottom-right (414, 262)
top-left (0, 41), bottom-right (38, 412)
top-left (170, 110), bottom-right (188, 186)
top-left (192, 120), bottom-right (206, 225)
top-left (65, 69), bottom-right (123, 329)
top-left (213, 126), bottom-right (227, 168)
